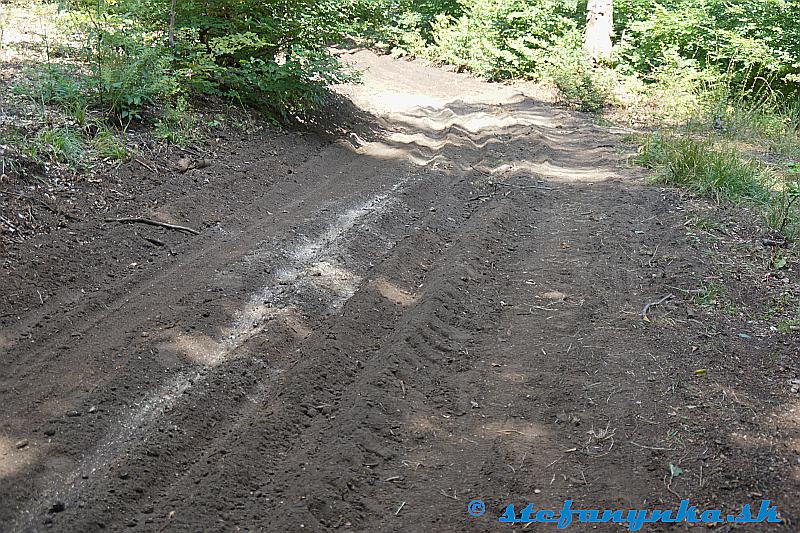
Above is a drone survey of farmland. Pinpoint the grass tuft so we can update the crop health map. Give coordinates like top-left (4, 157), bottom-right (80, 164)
top-left (638, 133), bottom-right (774, 203)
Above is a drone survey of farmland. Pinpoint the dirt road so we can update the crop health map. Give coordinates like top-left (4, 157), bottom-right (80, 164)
top-left (1, 50), bottom-right (798, 532)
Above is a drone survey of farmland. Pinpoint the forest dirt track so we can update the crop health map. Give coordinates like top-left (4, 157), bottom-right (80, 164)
top-left (1, 49), bottom-right (799, 532)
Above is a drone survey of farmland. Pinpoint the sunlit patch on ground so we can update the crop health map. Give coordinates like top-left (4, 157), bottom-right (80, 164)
top-left (371, 277), bottom-right (417, 306)
top-left (0, 435), bottom-right (39, 479)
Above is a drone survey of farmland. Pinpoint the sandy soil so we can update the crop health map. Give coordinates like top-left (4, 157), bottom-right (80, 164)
top-left (1, 50), bottom-right (798, 532)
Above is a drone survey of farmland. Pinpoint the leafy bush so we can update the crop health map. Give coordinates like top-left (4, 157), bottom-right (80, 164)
top-left (615, 0), bottom-right (800, 98)
top-left (427, 0), bottom-right (582, 81)
top-left (86, 29), bottom-right (177, 122)
top-left (354, 0), bottom-right (799, 113)
top-left (101, 0), bottom-right (361, 120)
top-left (546, 34), bottom-right (612, 111)
top-left (14, 0), bottom-right (363, 124)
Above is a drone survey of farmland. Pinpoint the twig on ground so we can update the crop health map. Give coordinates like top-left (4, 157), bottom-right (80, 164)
top-left (105, 217), bottom-right (200, 235)
top-left (648, 244), bottom-right (660, 267)
top-left (641, 294), bottom-right (674, 320)
top-left (133, 157), bottom-right (156, 173)
top-left (395, 501), bottom-right (406, 516)
top-left (664, 474), bottom-right (682, 500)
top-left (0, 215), bottom-right (18, 232)
top-left (665, 285), bottom-right (702, 294)
top-left (439, 489), bottom-right (457, 500)
top-left (630, 441), bottom-right (675, 451)
top-left (142, 236), bottom-right (165, 247)
top-left (469, 164), bottom-right (492, 176)
top-left (467, 195), bottom-right (492, 202)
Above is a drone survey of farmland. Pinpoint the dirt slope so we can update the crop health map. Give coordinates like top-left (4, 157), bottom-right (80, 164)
top-left (1, 50), bottom-right (798, 532)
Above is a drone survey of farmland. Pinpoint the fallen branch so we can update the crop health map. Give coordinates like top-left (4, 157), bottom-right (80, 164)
top-left (0, 214), bottom-right (18, 233)
top-left (439, 489), bottom-right (458, 500)
top-left (105, 217), bottom-right (200, 235)
top-left (467, 194), bottom-right (493, 202)
top-left (142, 236), bottom-right (165, 247)
top-left (133, 157), bottom-right (157, 173)
top-left (640, 294), bottom-right (674, 321)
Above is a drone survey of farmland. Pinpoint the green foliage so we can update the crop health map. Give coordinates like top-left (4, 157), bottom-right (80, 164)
top-left (639, 133), bottom-right (800, 238)
top-left (87, 29), bottom-right (178, 122)
top-left (705, 98), bottom-right (800, 158)
top-left (31, 126), bottom-right (86, 168)
top-left (768, 166), bottom-right (800, 237)
top-left (615, 0), bottom-right (800, 98)
top-left (638, 133), bottom-right (774, 203)
top-left (546, 38), bottom-right (612, 111)
top-left (98, 0), bottom-right (360, 120)
top-left (354, 0), bottom-right (800, 112)
top-left (91, 125), bottom-right (130, 161)
top-left (401, 0), bottom-right (583, 81)
top-left (13, 0), bottom-right (362, 124)
top-left (694, 279), bottom-right (724, 306)
top-left (153, 96), bottom-right (202, 147)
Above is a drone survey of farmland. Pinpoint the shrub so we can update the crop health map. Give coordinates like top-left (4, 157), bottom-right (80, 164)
top-left (427, 0), bottom-right (582, 81)
top-left (546, 34), bottom-right (612, 111)
top-left (86, 29), bottom-right (177, 122)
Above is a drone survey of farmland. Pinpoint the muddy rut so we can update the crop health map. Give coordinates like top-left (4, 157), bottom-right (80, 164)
top-left (1, 50), bottom-right (798, 532)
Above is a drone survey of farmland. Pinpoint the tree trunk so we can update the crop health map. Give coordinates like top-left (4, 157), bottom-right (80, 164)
top-left (168, 0), bottom-right (177, 49)
top-left (585, 0), bottom-right (613, 64)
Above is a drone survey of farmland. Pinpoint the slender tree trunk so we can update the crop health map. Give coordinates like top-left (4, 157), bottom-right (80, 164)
top-left (168, 0), bottom-right (176, 49)
top-left (585, 0), bottom-right (613, 64)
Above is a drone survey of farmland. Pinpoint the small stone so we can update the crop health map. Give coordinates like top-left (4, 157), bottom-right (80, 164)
top-left (66, 410), bottom-right (81, 418)
top-left (15, 439), bottom-right (28, 449)
top-left (44, 428), bottom-right (56, 436)
top-left (119, 472), bottom-right (129, 480)
top-left (88, 406), bottom-right (97, 414)
top-left (48, 501), bottom-right (65, 514)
